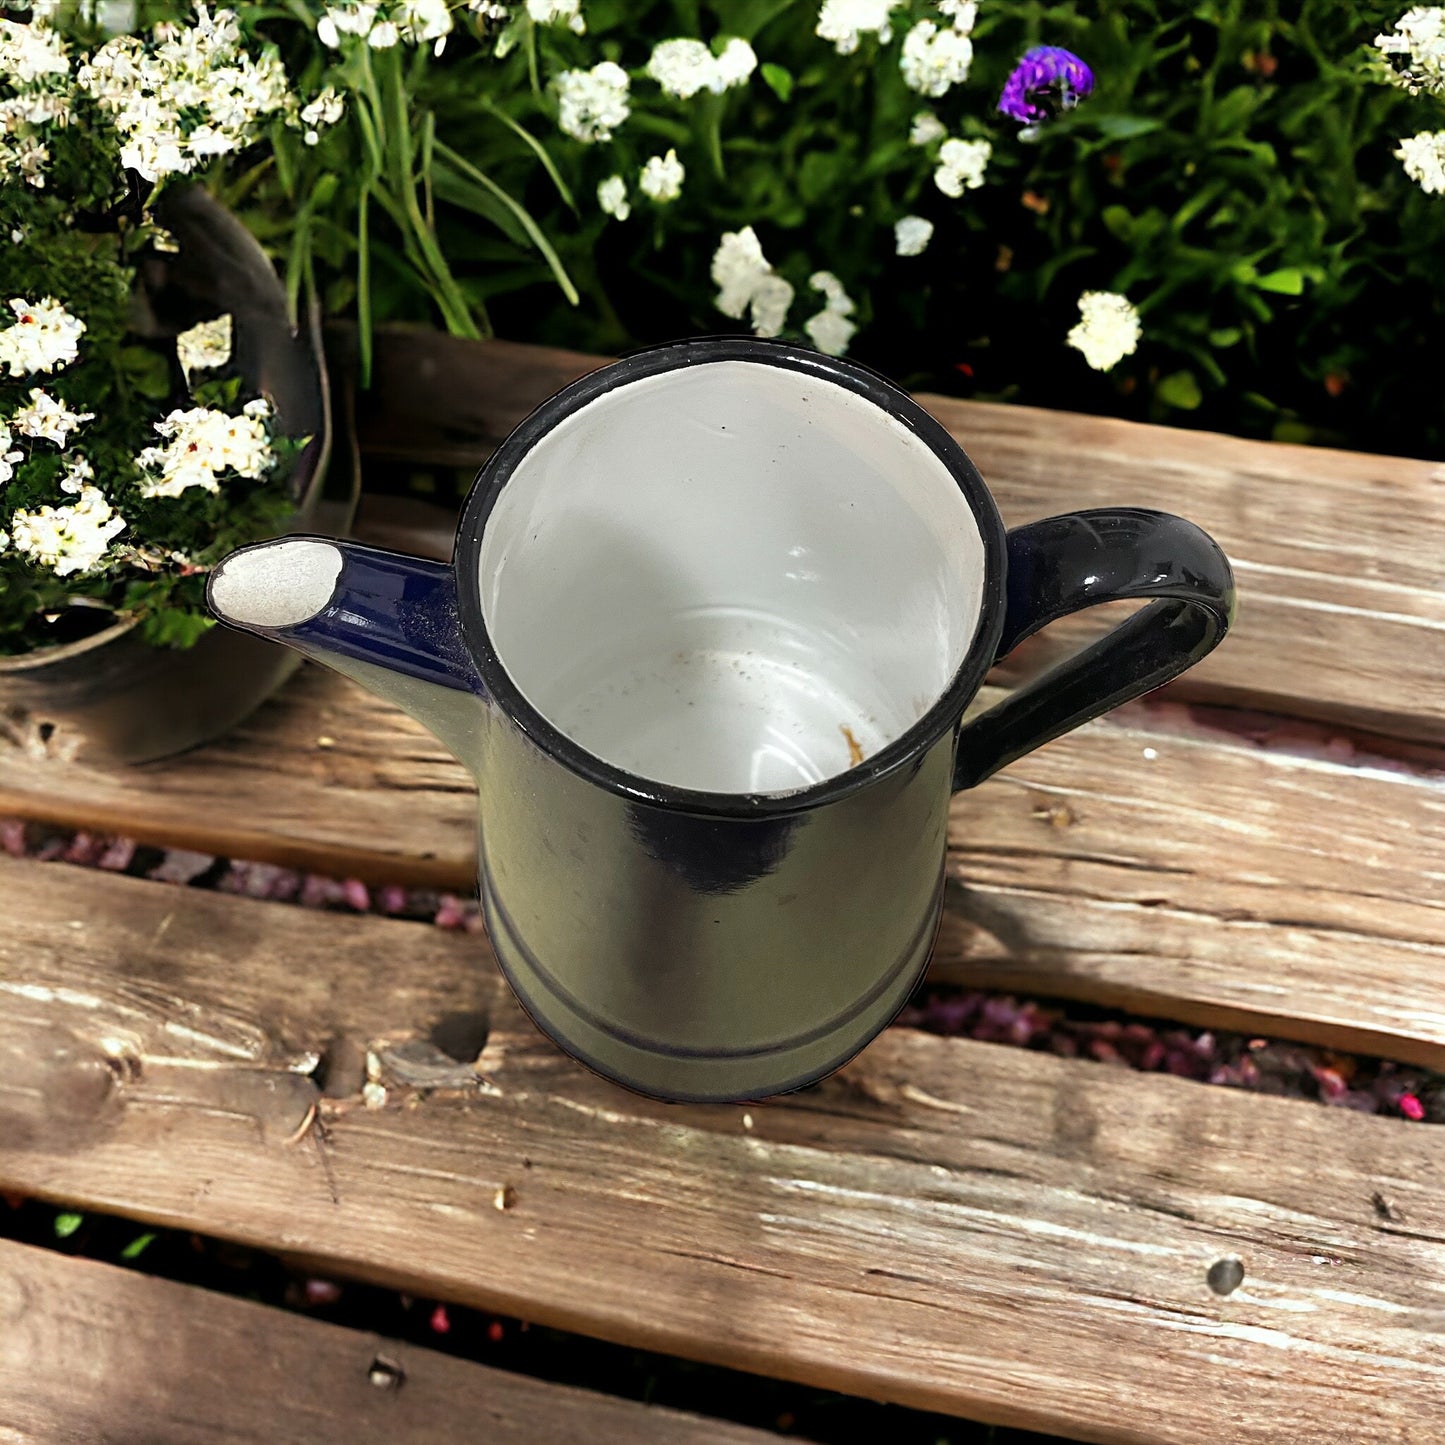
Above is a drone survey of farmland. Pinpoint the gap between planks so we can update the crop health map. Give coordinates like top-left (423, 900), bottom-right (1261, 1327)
top-left (3, 654), bottom-right (1442, 1071)
top-left (0, 1237), bottom-right (782, 1445)
top-left (1, 855), bottom-right (1444, 1445)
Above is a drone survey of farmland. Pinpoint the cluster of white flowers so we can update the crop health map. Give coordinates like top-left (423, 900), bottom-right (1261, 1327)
top-left (712, 227), bottom-right (794, 338)
top-left (0, 17), bottom-right (72, 190)
top-left (815, 0), bottom-right (902, 56)
top-left (646, 37), bottom-right (756, 100)
top-left (525, 0), bottom-right (586, 34)
top-left (935, 135), bottom-right (990, 196)
top-left (317, 1), bottom-right (454, 53)
top-left (1066, 291), bottom-right (1141, 372)
top-left (0, 297), bottom-right (86, 378)
top-left (894, 214), bottom-right (934, 256)
top-left (1376, 7), bottom-right (1445, 95)
top-left (597, 173), bottom-right (629, 220)
top-left (900, 17), bottom-right (975, 98)
top-left (0, 16), bottom-right (69, 86)
top-left (78, 6), bottom-right (291, 181)
top-left (639, 148), bottom-right (685, 203)
top-left (804, 271), bottom-right (856, 355)
top-left (13, 387), bottom-right (94, 447)
top-left (6, 485), bottom-right (126, 576)
top-left (554, 60), bottom-right (630, 143)
top-left (299, 87), bottom-right (345, 146)
top-left (175, 313), bottom-right (233, 380)
top-left (1397, 130), bottom-right (1445, 192)
top-left (135, 402), bottom-right (275, 499)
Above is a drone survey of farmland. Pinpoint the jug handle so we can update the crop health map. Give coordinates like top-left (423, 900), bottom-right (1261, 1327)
top-left (952, 508), bottom-right (1235, 791)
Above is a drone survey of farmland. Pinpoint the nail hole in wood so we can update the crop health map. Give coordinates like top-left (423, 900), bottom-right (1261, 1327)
top-left (1207, 1257), bottom-right (1245, 1296)
top-left (368, 1355), bottom-right (405, 1390)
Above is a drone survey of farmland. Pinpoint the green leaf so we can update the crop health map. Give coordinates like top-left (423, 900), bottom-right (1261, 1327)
top-left (1100, 205), bottom-right (1134, 241)
top-left (1255, 267), bottom-right (1306, 295)
top-left (1156, 370), bottom-right (1203, 410)
top-left (121, 1232), bottom-right (157, 1261)
top-left (1208, 328), bottom-right (1243, 347)
top-left (1089, 114), bottom-right (1164, 141)
top-left (761, 63), bottom-right (794, 103)
top-left (54, 1212), bottom-right (83, 1239)
top-left (118, 346), bottom-right (170, 401)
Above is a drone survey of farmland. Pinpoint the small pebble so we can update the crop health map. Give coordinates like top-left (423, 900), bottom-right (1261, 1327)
top-left (362, 1081), bottom-right (387, 1110)
top-left (1142, 747), bottom-right (1158, 760)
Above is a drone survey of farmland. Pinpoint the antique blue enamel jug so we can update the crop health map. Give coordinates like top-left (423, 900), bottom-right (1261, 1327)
top-left (209, 337), bottom-right (1233, 1102)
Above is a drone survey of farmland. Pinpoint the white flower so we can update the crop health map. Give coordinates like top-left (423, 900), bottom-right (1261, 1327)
top-left (900, 19), bottom-right (972, 97)
top-left (0, 297), bottom-right (85, 378)
top-left (1066, 291), bottom-right (1141, 372)
top-left (554, 61), bottom-right (630, 143)
top-left (714, 38), bottom-right (758, 89)
top-left (300, 86), bottom-right (344, 145)
top-left (396, 0), bottom-right (453, 47)
top-left (9, 485), bottom-right (126, 577)
top-left (909, 110), bottom-right (946, 146)
top-left (894, 215), bottom-right (934, 256)
top-left (597, 174), bottom-right (630, 220)
top-left (647, 37), bottom-right (755, 99)
top-left (317, 2), bottom-right (378, 47)
top-left (711, 227), bottom-right (795, 338)
top-left (1396, 130), bottom-right (1445, 193)
top-left (804, 270), bottom-right (857, 355)
top-left (1375, 7), bottom-right (1445, 95)
top-left (243, 396), bottom-right (273, 419)
top-left (937, 0), bottom-right (978, 31)
top-left (135, 406), bottom-right (275, 499)
top-left (934, 136), bottom-right (990, 196)
top-left (0, 134), bottom-right (50, 189)
top-left (0, 18), bottom-right (69, 85)
top-left (12, 388), bottom-right (95, 447)
top-left (176, 314), bottom-right (233, 380)
top-left (368, 20), bottom-right (400, 47)
top-left (526, 0), bottom-right (586, 34)
top-left (815, 0), bottom-right (902, 55)
top-left (0, 420), bottom-right (22, 486)
top-left (58, 455), bottom-right (94, 493)
top-left (639, 148), bottom-right (685, 203)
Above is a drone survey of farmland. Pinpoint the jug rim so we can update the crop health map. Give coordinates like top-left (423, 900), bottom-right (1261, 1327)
top-left (456, 335), bottom-right (1009, 816)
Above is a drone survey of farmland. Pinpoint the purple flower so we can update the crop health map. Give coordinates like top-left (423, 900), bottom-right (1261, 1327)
top-left (998, 46), bottom-right (1094, 125)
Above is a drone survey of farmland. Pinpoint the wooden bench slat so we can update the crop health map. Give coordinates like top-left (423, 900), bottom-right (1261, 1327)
top-left (2, 857), bottom-right (1443, 1445)
top-left (0, 1238), bottom-right (778, 1445)
top-left (342, 328), bottom-right (1445, 745)
top-left (5, 662), bottom-right (1442, 1067)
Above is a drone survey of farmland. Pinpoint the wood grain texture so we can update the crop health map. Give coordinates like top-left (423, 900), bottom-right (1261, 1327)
top-left (0, 1239), bottom-right (779, 1445)
top-left (4, 659), bottom-right (1442, 1067)
top-left (337, 326), bottom-right (1445, 742)
top-left (2, 856), bottom-right (1443, 1445)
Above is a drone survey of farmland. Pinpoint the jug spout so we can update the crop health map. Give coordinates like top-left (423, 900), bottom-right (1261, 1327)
top-left (207, 537), bottom-right (485, 770)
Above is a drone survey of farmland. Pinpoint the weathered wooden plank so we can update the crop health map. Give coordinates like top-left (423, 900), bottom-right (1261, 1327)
top-left (5, 656), bottom-right (1442, 1067)
top-left (0, 1238), bottom-right (778, 1445)
top-left (2, 857), bottom-right (1444, 1445)
top-left (339, 326), bottom-right (1445, 743)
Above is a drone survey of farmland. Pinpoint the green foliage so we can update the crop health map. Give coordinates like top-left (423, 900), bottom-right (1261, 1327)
top-left (216, 0), bottom-right (1444, 458)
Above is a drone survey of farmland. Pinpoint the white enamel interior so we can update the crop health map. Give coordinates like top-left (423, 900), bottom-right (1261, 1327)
top-left (478, 359), bottom-right (986, 794)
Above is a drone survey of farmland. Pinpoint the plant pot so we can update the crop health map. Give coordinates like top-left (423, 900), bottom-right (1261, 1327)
top-left (0, 187), bottom-right (358, 765)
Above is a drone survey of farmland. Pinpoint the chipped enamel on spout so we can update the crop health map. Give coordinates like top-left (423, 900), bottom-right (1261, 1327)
top-left (207, 536), bottom-right (487, 771)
